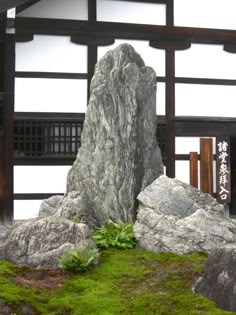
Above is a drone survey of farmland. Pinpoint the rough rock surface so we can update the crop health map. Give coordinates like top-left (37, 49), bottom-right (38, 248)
top-left (194, 244), bottom-right (236, 312)
top-left (134, 175), bottom-right (236, 254)
top-left (0, 217), bottom-right (95, 269)
top-left (38, 195), bottom-right (63, 217)
top-left (0, 225), bottom-right (8, 236)
top-left (54, 43), bottom-right (163, 227)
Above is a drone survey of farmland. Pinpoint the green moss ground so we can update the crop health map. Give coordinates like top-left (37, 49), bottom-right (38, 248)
top-left (0, 249), bottom-right (234, 315)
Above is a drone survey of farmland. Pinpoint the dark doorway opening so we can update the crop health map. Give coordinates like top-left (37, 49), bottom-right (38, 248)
top-left (230, 137), bottom-right (236, 215)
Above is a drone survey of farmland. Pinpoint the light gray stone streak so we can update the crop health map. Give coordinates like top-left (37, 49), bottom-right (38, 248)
top-left (134, 175), bottom-right (236, 254)
top-left (56, 44), bottom-right (163, 227)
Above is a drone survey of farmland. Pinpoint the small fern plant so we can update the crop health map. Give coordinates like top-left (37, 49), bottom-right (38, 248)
top-left (58, 246), bottom-right (100, 273)
top-left (93, 221), bottom-right (137, 249)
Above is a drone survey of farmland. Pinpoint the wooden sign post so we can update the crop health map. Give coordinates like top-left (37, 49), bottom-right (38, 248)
top-left (216, 137), bottom-right (231, 204)
top-left (200, 138), bottom-right (213, 195)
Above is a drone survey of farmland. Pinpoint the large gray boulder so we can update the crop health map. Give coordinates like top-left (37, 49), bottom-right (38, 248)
top-left (0, 217), bottom-right (96, 269)
top-left (194, 244), bottom-right (236, 312)
top-left (54, 43), bottom-right (163, 227)
top-left (134, 175), bottom-right (236, 254)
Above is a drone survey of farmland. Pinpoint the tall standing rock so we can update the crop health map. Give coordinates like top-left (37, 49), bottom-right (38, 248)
top-left (57, 44), bottom-right (163, 227)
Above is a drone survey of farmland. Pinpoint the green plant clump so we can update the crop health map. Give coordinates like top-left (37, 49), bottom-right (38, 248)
top-left (58, 246), bottom-right (100, 273)
top-left (93, 220), bottom-right (137, 249)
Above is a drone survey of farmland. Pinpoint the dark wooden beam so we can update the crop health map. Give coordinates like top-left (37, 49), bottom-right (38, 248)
top-left (0, 0), bottom-right (31, 13)
top-left (165, 0), bottom-right (175, 177)
top-left (1, 34), bottom-right (15, 224)
top-left (113, 0), bottom-right (166, 3)
top-left (87, 45), bottom-right (97, 101)
top-left (15, 17), bottom-right (236, 45)
top-left (176, 154), bottom-right (216, 161)
top-left (15, 71), bottom-right (87, 79)
top-left (174, 77), bottom-right (236, 85)
top-left (150, 39), bottom-right (191, 50)
top-left (174, 116), bottom-right (236, 137)
top-left (14, 111), bottom-right (85, 120)
top-left (166, 0), bottom-right (173, 26)
top-left (87, 0), bottom-right (97, 102)
top-left (88, 0), bottom-right (97, 21)
top-left (14, 193), bottom-right (63, 200)
top-left (0, 12), bottom-right (6, 42)
top-left (157, 77), bottom-right (236, 85)
top-left (71, 36), bottom-right (114, 46)
top-left (16, 0), bottom-right (41, 13)
top-left (224, 44), bottom-right (236, 53)
top-left (14, 158), bottom-right (76, 166)
top-left (0, 13), bottom-right (5, 224)
top-left (15, 33), bottom-right (33, 42)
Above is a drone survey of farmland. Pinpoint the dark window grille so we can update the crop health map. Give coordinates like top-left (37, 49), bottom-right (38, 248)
top-left (14, 113), bottom-right (166, 164)
top-left (14, 114), bottom-right (84, 161)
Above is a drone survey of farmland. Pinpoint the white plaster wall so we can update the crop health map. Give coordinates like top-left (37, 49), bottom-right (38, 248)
top-left (14, 200), bottom-right (42, 220)
top-left (97, 0), bottom-right (165, 25)
top-left (156, 83), bottom-right (165, 115)
top-left (14, 166), bottom-right (70, 193)
top-left (17, 0), bottom-right (88, 20)
top-left (175, 84), bottom-right (236, 117)
top-left (176, 44), bottom-right (236, 80)
top-left (175, 137), bottom-right (216, 154)
top-left (175, 0), bottom-right (236, 30)
top-left (175, 161), bottom-right (191, 184)
top-left (15, 78), bottom-right (87, 112)
top-left (16, 35), bottom-right (87, 73)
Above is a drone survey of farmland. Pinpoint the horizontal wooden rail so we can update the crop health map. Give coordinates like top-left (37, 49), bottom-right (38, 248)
top-left (15, 18), bottom-right (236, 45)
top-left (14, 193), bottom-right (63, 200)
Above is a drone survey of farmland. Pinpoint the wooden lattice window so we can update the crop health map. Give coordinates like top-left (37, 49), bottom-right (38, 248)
top-left (14, 114), bottom-right (83, 160)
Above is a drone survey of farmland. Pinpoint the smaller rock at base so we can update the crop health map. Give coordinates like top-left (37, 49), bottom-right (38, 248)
top-left (134, 175), bottom-right (236, 254)
top-left (194, 244), bottom-right (236, 312)
top-left (0, 216), bottom-right (96, 269)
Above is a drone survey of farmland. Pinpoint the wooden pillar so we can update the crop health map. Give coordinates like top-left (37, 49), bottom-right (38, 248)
top-left (165, 0), bottom-right (175, 178)
top-left (0, 12), bottom-right (6, 224)
top-left (0, 131), bottom-right (4, 216)
top-left (87, 0), bottom-right (97, 102)
top-left (189, 152), bottom-right (198, 188)
top-left (1, 32), bottom-right (15, 224)
top-left (200, 138), bottom-right (213, 195)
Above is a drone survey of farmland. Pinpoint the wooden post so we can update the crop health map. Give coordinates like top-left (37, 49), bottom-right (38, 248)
top-left (200, 138), bottom-right (213, 195)
top-left (165, 0), bottom-right (175, 178)
top-left (190, 152), bottom-right (198, 188)
top-left (0, 33), bottom-right (15, 224)
top-left (87, 0), bottom-right (97, 102)
top-left (0, 13), bottom-right (6, 224)
top-left (0, 133), bottom-right (4, 214)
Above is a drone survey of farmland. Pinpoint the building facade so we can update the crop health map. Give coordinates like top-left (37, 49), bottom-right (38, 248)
top-left (1, 0), bottom-right (236, 222)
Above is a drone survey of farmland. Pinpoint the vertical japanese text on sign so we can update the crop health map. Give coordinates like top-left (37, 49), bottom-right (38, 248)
top-left (216, 137), bottom-right (231, 204)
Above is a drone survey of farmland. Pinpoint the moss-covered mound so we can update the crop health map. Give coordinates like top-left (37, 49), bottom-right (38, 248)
top-left (0, 249), bottom-right (234, 314)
